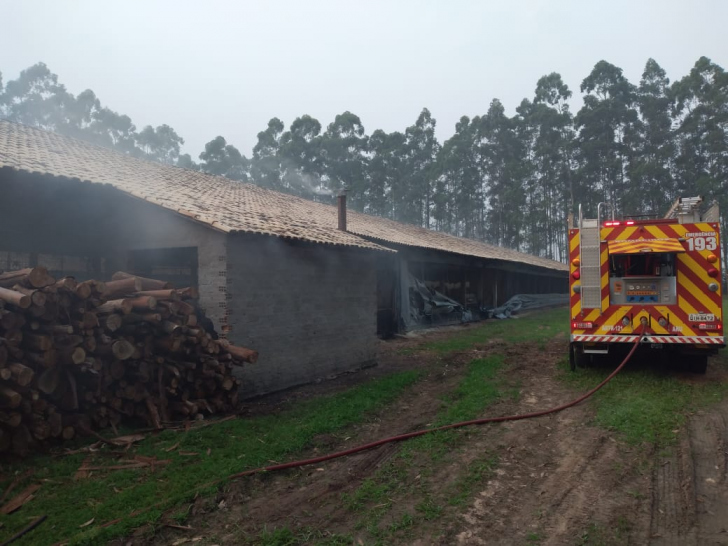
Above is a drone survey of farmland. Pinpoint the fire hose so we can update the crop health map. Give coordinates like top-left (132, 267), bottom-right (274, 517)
top-left (81, 330), bottom-right (647, 538)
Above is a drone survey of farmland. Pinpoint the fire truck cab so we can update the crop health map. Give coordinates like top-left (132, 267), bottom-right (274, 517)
top-left (569, 196), bottom-right (724, 373)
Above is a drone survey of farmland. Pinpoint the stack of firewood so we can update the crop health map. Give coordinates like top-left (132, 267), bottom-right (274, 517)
top-left (0, 268), bottom-right (256, 455)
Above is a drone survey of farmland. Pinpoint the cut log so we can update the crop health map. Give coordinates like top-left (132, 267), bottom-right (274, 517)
top-left (125, 296), bottom-right (157, 311)
top-left (101, 277), bottom-right (143, 299)
top-left (112, 271), bottom-right (171, 290)
top-left (0, 287), bottom-right (31, 309)
top-left (84, 336), bottom-right (97, 353)
top-left (0, 368), bottom-right (11, 380)
top-left (1, 309), bottom-right (20, 329)
top-left (8, 363), bottom-right (34, 387)
top-left (155, 337), bottom-right (182, 353)
top-left (54, 276), bottom-right (78, 291)
top-left (175, 301), bottom-right (196, 316)
top-left (22, 333), bottom-right (52, 351)
top-left (27, 304), bottom-right (47, 317)
top-left (161, 321), bottom-right (183, 336)
top-left (0, 386), bottom-right (23, 408)
top-left (133, 289), bottom-right (180, 300)
top-left (55, 334), bottom-right (84, 348)
top-left (3, 330), bottom-right (23, 346)
top-left (37, 368), bottom-right (61, 395)
top-left (178, 286), bottom-right (199, 299)
top-left (0, 344), bottom-right (7, 367)
top-left (0, 267), bottom-right (54, 289)
top-left (60, 346), bottom-right (86, 366)
top-left (75, 281), bottom-right (93, 300)
top-left (218, 340), bottom-right (258, 363)
top-left (25, 350), bottom-right (57, 368)
top-left (30, 416), bottom-right (51, 441)
top-left (111, 339), bottom-right (136, 360)
top-left (103, 313), bottom-right (123, 332)
top-left (11, 285), bottom-right (47, 307)
top-left (79, 312), bottom-right (99, 329)
top-left (0, 411), bottom-right (22, 427)
top-left (96, 299), bottom-right (133, 314)
top-left (145, 398), bottom-right (162, 429)
top-left (39, 324), bottom-right (74, 335)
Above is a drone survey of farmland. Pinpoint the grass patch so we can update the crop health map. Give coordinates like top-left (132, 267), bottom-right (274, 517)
top-left (423, 307), bottom-right (569, 354)
top-left (252, 526), bottom-right (353, 545)
top-left (447, 455), bottom-right (498, 506)
top-left (343, 354), bottom-right (509, 541)
top-left (0, 370), bottom-right (421, 546)
top-left (577, 518), bottom-right (631, 545)
top-left (560, 355), bottom-right (728, 445)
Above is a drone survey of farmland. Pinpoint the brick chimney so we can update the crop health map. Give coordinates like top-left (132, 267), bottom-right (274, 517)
top-left (337, 189), bottom-right (347, 231)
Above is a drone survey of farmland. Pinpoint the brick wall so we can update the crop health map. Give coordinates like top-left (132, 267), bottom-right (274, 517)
top-left (226, 233), bottom-right (379, 396)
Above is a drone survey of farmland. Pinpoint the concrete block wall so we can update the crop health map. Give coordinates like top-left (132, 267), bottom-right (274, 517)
top-left (226, 234), bottom-right (378, 396)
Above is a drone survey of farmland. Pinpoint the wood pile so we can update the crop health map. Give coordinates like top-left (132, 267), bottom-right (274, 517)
top-left (0, 268), bottom-right (257, 455)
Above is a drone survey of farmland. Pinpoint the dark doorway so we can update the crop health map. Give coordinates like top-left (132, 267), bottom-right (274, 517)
top-left (128, 247), bottom-right (198, 288)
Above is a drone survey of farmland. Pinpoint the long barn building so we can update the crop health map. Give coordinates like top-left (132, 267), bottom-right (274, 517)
top-left (0, 120), bottom-right (567, 395)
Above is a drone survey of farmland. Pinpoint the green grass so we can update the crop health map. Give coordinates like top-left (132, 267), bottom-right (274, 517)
top-left (0, 370), bottom-right (421, 546)
top-left (577, 518), bottom-right (631, 545)
top-left (447, 455), bottom-right (499, 507)
top-left (342, 354), bottom-right (509, 541)
top-left (422, 307), bottom-right (569, 354)
top-left (253, 526), bottom-right (352, 546)
top-left (560, 356), bottom-right (728, 445)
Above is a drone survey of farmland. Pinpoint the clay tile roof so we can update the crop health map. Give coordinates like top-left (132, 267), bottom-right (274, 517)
top-left (345, 212), bottom-right (568, 271)
top-left (0, 120), bottom-right (386, 251)
top-left (0, 120), bottom-right (567, 271)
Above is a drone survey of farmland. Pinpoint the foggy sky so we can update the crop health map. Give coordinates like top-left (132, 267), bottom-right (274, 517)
top-left (1, 0), bottom-right (726, 157)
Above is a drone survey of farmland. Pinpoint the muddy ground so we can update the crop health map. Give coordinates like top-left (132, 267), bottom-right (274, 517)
top-left (146, 325), bottom-right (728, 546)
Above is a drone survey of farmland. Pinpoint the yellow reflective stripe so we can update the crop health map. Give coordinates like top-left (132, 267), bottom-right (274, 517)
top-left (656, 305), bottom-right (691, 334)
top-left (570, 232), bottom-right (579, 253)
top-left (620, 227), bottom-right (639, 240)
top-left (679, 260), bottom-right (720, 313)
top-left (678, 293), bottom-right (699, 316)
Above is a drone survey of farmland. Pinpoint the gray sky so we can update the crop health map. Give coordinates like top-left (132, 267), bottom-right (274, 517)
top-left (1, 0), bottom-right (727, 157)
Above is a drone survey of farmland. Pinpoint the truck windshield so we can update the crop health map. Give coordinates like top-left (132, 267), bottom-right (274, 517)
top-left (609, 253), bottom-right (676, 278)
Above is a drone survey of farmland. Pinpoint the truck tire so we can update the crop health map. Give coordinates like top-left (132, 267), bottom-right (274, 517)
top-left (570, 344), bottom-right (591, 369)
top-left (569, 343), bottom-right (576, 371)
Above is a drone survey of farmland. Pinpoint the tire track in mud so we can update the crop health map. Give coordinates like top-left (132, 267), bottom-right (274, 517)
top-left (651, 397), bottom-right (728, 545)
top-left (451, 343), bottom-right (651, 546)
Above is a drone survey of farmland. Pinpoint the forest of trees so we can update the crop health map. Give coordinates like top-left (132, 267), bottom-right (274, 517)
top-left (1, 58), bottom-right (726, 264)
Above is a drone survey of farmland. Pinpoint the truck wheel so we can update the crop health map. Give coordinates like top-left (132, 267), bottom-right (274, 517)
top-left (569, 343), bottom-right (576, 371)
top-left (575, 347), bottom-right (591, 368)
top-left (690, 355), bottom-right (708, 374)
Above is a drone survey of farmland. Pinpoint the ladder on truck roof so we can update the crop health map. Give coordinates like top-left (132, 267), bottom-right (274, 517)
top-left (664, 196), bottom-right (703, 224)
top-left (578, 203), bottom-right (608, 312)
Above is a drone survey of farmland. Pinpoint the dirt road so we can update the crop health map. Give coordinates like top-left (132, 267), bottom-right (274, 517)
top-left (148, 328), bottom-right (728, 545)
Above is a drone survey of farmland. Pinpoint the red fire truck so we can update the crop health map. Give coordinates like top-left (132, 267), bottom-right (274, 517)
top-left (569, 197), bottom-right (724, 373)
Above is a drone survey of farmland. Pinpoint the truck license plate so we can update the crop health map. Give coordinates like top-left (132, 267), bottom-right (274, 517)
top-left (689, 314), bottom-right (715, 322)
top-left (651, 343), bottom-right (663, 349)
